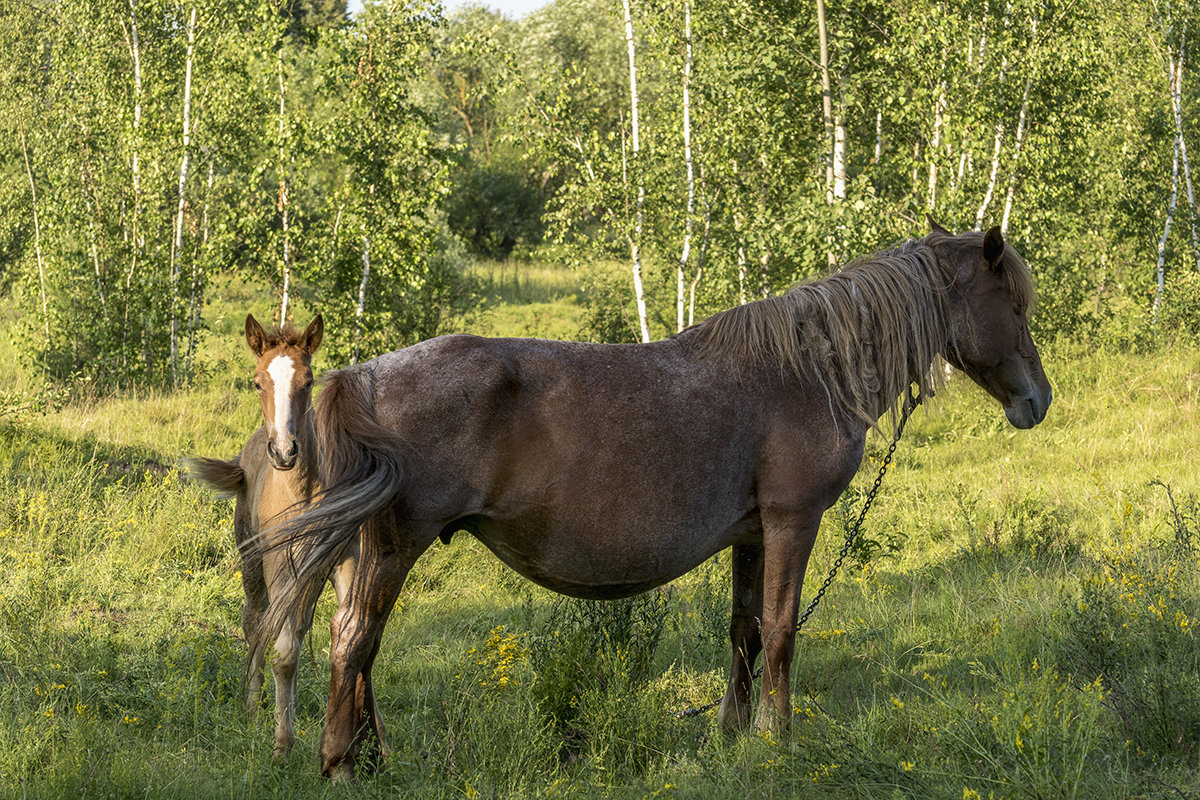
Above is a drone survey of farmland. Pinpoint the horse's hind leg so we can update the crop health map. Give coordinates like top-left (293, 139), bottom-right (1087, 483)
top-left (718, 542), bottom-right (764, 733)
top-left (328, 536), bottom-right (389, 758)
top-left (321, 516), bottom-right (426, 782)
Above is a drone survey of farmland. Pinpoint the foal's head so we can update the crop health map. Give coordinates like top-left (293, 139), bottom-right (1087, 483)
top-left (927, 218), bottom-right (1052, 429)
top-left (245, 314), bottom-right (324, 471)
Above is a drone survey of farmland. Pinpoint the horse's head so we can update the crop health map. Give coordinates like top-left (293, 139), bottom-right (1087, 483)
top-left (245, 313), bottom-right (324, 470)
top-left (928, 218), bottom-right (1052, 429)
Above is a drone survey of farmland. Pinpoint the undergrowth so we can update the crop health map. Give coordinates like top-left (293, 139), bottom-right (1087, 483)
top-left (0, 322), bottom-right (1197, 797)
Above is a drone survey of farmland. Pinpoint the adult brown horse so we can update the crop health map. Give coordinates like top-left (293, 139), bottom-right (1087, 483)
top-left (254, 220), bottom-right (1051, 780)
top-left (193, 315), bottom-right (383, 758)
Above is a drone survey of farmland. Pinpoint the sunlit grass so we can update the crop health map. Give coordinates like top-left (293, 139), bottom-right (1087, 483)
top-left (0, 296), bottom-right (1197, 797)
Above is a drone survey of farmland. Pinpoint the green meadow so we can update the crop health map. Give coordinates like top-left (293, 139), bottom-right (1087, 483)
top-left (1, 268), bottom-right (1198, 799)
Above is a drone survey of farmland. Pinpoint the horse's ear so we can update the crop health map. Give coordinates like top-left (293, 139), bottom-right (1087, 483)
top-left (926, 214), bottom-right (950, 235)
top-left (245, 314), bottom-right (267, 356)
top-left (983, 226), bottom-right (1005, 270)
top-left (301, 314), bottom-right (324, 355)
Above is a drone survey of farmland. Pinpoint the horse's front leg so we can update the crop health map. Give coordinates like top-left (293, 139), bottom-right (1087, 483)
top-left (754, 508), bottom-right (822, 733)
top-left (321, 518), bottom-right (421, 782)
top-left (718, 542), bottom-right (764, 733)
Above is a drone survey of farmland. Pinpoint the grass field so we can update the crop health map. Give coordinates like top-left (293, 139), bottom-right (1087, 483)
top-left (1, 266), bottom-right (1198, 798)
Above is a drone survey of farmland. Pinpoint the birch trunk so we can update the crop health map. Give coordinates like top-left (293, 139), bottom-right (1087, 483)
top-left (185, 159), bottom-right (214, 378)
top-left (1154, 136), bottom-right (1180, 323)
top-left (833, 115), bottom-right (847, 199)
top-left (170, 6), bottom-right (197, 384)
top-left (874, 109), bottom-right (882, 165)
top-left (1168, 50), bottom-right (1199, 270)
top-left (278, 48), bottom-right (292, 324)
top-left (122, 1), bottom-right (144, 287)
top-left (687, 192), bottom-right (712, 327)
top-left (676, 0), bottom-right (695, 333)
top-left (18, 119), bottom-right (49, 344)
top-left (353, 233), bottom-right (371, 365)
top-left (1000, 77), bottom-right (1033, 234)
top-left (622, 0), bottom-right (650, 342)
top-left (975, 123), bottom-right (1004, 230)
top-left (927, 83), bottom-right (945, 211)
top-left (817, 0), bottom-right (834, 202)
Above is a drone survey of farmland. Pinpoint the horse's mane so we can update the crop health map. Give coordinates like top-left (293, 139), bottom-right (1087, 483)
top-left (693, 233), bottom-right (1033, 429)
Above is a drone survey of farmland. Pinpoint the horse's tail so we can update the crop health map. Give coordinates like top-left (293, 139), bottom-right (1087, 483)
top-left (190, 455), bottom-right (245, 495)
top-left (247, 365), bottom-right (407, 678)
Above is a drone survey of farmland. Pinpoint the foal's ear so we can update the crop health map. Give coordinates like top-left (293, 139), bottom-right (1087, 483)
top-left (300, 314), bottom-right (324, 355)
top-left (926, 214), bottom-right (950, 235)
top-left (983, 226), bottom-right (1005, 270)
top-left (245, 314), bottom-right (268, 356)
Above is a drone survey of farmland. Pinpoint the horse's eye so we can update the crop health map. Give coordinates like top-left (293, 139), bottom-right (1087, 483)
top-left (253, 381), bottom-right (262, 391)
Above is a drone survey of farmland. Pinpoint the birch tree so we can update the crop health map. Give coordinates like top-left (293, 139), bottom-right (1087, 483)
top-left (622, 0), bottom-right (651, 343)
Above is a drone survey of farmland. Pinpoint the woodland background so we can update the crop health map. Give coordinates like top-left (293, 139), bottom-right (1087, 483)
top-left (2, 2), bottom-right (1200, 798)
top-left (1, 0), bottom-right (1199, 386)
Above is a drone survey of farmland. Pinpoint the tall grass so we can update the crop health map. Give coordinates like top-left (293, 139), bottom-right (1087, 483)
top-left (0, 278), bottom-right (1198, 797)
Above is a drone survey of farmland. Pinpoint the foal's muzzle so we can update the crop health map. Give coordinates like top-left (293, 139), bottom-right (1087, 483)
top-left (268, 437), bottom-right (298, 470)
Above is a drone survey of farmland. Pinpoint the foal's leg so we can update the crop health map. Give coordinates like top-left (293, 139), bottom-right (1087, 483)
top-left (271, 612), bottom-right (305, 757)
top-left (266, 547), bottom-right (320, 758)
top-left (754, 509), bottom-right (822, 733)
top-left (321, 517), bottom-right (425, 782)
top-left (718, 542), bottom-right (764, 733)
top-left (236, 502), bottom-right (269, 716)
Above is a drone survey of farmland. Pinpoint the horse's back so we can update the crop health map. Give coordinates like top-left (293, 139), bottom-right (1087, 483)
top-left (357, 335), bottom-right (773, 588)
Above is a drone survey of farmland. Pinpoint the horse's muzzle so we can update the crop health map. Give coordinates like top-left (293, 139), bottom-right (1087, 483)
top-left (1004, 386), bottom-right (1052, 429)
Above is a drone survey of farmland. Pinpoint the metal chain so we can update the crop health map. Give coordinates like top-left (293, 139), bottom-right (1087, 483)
top-left (791, 386), bottom-right (923, 635)
top-left (674, 387), bottom-right (923, 718)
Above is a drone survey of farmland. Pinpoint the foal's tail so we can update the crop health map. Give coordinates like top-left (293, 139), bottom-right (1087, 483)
top-left (190, 456), bottom-right (245, 495)
top-left (248, 365), bottom-right (407, 677)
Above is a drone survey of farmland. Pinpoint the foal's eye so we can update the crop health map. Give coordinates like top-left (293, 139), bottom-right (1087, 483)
top-left (253, 381), bottom-right (262, 391)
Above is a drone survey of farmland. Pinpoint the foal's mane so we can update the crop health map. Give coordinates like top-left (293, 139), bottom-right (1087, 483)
top-left (695, 233), bottom-right (1032, 429)
top-left (257, 323), bottom-right (310, 353)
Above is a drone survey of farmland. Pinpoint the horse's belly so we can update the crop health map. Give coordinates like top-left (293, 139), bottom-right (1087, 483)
top-left (466, 509), bottom-right (758, 600)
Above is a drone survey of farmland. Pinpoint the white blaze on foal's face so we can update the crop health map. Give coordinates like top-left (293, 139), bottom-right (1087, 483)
top-left (267, 353), bottom-right (297, 460)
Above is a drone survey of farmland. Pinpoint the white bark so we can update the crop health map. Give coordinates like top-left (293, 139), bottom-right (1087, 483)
top-left (170, 7), bottom-right (197, 383)
top-left (622, 0), bottom-right (650, 342)
top-left (817, 0), bottom-right (834, 202)
top-left (927, 83), bottom-right (945, 212)
top-left (278, 48), bottom-right (292, 324)
top-left (1000, 76), bottom-right (1033, 235)
top-left (354, 234), bottom-right (371, 365)
top-left (676, 0), bottom-right (695, 333)
top-left (18, 119), bottom-right (49, 343)
top-left (1167, 49), bottom-right (1199, 270)
top-left (833, 115), bottom-right (847, 199)
top-left (687, 190), bottom-right (713, 327)
top-left (975, 123), bottom-right (1004, 230)
top-left (122, 1), bottom-right (144, 287)
top-left (874, 109), bottom-right (882, 164)
top-left (1154, 136), bottom-right (1180, 322)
